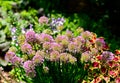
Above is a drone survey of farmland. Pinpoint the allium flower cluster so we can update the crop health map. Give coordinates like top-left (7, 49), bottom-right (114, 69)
top-left (6, 19), bottom-right (120, 83)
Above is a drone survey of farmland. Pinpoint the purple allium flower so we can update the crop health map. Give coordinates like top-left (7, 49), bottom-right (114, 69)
top-left (43, 66), bottom-right (49, 73)
top-left (32, 53), bottom-right (44, 65)
top-left (18, 34), bottom-right (26, 45)
top-left (95, 37), bottom-right (106, 49)
top-left (25, 30), bottom-right (36, 43)
top-left (81, 31), bottom-right (93, 39)
top-left (68, 55), bottom-right (77, 64)
top-left (59, 53), bottom-right (69, 63)
top-left (73, 36), bottom-right (85, 44)
top-left (38, 16), bottom-right (48, 24)
top-left (5, 51), bottom-right (16, 62)
top-left (101, 51), bottom-right (114, 62)
top-left (90, 48), bottom-right (98, 56)
top-left (55, 35), bottom-right (68, 43)
top-left (35, 33), bottom-right (41, 44)
top-left (35, 50), bottom-right (46, 58)
top-left (85, 40), bottom-right (92, 48)
top-left (43, 42), bottom-right (51, 50)
top-left (55, 35), bottom-right (69, 48)
top-left (20, 42), bottom-right (32, 54)
top-left (50, 43), bottom-right (63, 52)
top-left (81, 51), bottom-right (91, 62)
top-left (11, 55), bottom-right (23, 66)
top-left (40, 33), bottom-right (54, 43)
top-left (23, 60), bottom-right (36, 78)
top-left (8, 46), bottom-right (18, 53)
top-left (65, 30), bottom-right (73, 39)
top-left (68, 42), bottom-right (78, 53)
top-left (50, 51), bottom-right (60, 61)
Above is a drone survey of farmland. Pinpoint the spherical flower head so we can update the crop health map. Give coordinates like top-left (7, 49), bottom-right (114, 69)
top-left (38, 16), bottom-right (48, 24)
top-left (55, 35), bottom-right (69, 48)
top-left (68, 54), bottom-right (77, 64)
top-left (68, 42), bottom-right (78, 53)
top-left (56, 25), bottom-right (64, 31)
top-left (25, 30), bottom-right (36, 43)
top-left (20, 42), bottom-right (32, 54)
top-left (43, 29), bottom-right (52, 35)
top-left (50, 51), bottom-right (60, 61)
top-left (73, 36), bottom-right (85, 44)
top-left (59, 53), bottom-right (69, 63)
top-left (65, 30), bottom-right (73, 39)
top-left (76, 27), bottom-right (84, 34)
top-left (81, 51), bottom-right (91, 63)
top-left (35, 33), bottom-right (41, 44)
top-left (35, 50), bottom-right (48, 59)
top-left (43, 42), bottom-right (51, 50)
top-left (95, 37), bottom-right (106, 49)
top-left (23, 60), bottom-right (35, 70)
top-left (81, 31), bottom-right (93, 40)
top-left (101, 51), bottom-right (114, 62)
top-left (55, 35), bottom-right (68, 43)
top-left (9, 46), bottom-right (18, 53)
top-left (5, 51), bottom-right (16, 62)
top-left (51, 43), bottom-right (63, 52)
top-left (18, 34), bottom-right (26, 45)
top-left (85, 40), bottom-right (92, 48)
top-left (11, 55), bottom-right (23, 66)
top-left (40, 33), bottom-right (54, 43)
top-left (32, 53), bottom-right (44, 65)
top-left (23, 60), bottom-right (36, 78)
top-left (90, 48), bottom-right (98, 56)
top-left (43, 66), bottom-right (49, 73)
